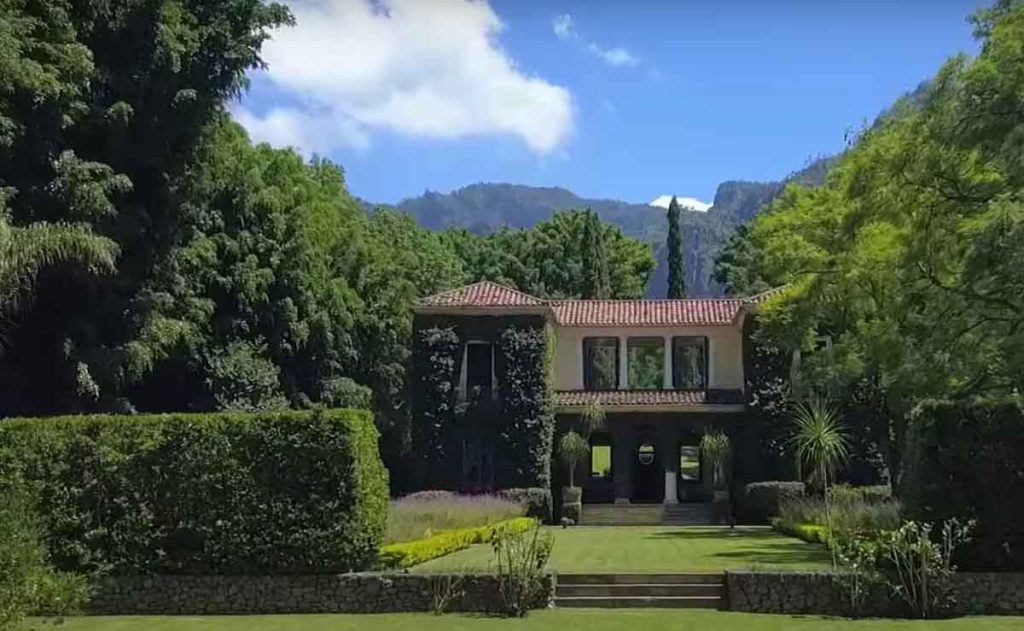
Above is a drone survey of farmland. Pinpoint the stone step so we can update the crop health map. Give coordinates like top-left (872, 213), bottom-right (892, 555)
top-left (554, 595), bottom-right (723, 609)
top-left (578, 503), bottom-right (714, 526)
top-left (557, 573), bottom-right (724, 585)
top-left (556, 583), bottom-right (724, 598)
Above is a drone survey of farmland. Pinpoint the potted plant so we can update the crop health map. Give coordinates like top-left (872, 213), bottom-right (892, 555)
top-left (558, 430), bottom-right (589, 524)
top-left (700, 428), bottom-right (732, 524)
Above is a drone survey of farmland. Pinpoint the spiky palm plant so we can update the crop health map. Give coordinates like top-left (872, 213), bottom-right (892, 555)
top-left (700, 428), bottom-right (731, 490)
top-left (790, 395), bottom-right (849, 565)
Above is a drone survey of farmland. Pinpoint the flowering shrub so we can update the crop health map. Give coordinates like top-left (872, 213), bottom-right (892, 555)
top-left (386, 493), bottom-right (525, 544)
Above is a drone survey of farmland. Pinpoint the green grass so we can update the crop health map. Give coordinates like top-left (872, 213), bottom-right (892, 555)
top-left (412, 526), bottom-right (832, 573)
top-left (46, 611), bottom-right (1024, 631)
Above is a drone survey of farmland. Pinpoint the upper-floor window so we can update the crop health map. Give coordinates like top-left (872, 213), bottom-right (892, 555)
top-left (583, 337), bottom-right (618, 390)
top-left (627, 337), bottom-right (664, 390)
top-left (673, 336), bottom-right (708, 390)
top-left (464, 341), bottom-right (494, 399)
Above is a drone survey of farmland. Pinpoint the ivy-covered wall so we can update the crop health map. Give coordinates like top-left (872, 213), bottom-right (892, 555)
top-left (496, 325), bottom-right (555, 489)
top-left (409, 314), bottom-right (552, 491)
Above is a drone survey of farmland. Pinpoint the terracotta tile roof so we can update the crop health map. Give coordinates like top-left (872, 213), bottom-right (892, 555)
top-left (553, 389), bottom-right (746, 407)
top-left (550, 299), bottom-right (745, 327)
top-left (417, 281), bottom-right (545, 308)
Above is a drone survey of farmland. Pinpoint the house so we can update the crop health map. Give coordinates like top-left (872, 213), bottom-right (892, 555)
top-left (411, 281), bottom-right (774, 507)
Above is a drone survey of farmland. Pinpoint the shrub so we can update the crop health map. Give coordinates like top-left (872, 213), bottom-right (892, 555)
top-left (903, 397), bottom-right (1024, 570)
top-left (741, 481), bottom-right (805, 522)
top-left (773, 519), bottom-right (831, 545)
top-left (496, 326), bottom-right (554, 488)
top-left (831, 484), bottom-right (892, 505)
top-left (386, 493), bottom-right (525, 544)
top-left (378, 517), bottom-right (535, 569)
top-left (0, 478), bottom-right (88, 630)
top-left (498, 488), bottom-right (553, 523)
top-left (492, 522), bottom-right (554, 617)
top-left (0, 409), bottom-right (388, 575)
top-left (775, 493), bottom-right (901, 546)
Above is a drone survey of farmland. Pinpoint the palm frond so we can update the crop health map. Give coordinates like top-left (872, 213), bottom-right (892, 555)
top-left (790, 396), bottom-right (850, 488)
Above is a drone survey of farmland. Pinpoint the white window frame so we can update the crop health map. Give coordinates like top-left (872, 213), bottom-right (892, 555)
top-left (459, 340), bottom-right (497, 401)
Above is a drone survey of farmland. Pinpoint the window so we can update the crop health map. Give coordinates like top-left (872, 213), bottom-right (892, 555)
top-left (590, 435), bottom-right (611, 480)
top-left (465, 342), bottom-right (493, 398)
top-left (679, 444), bottom-right (701, 482)
top-left (672, 336), bottom-right (708, 390)
top-left (628, 337), bottom-right (664, 390)
top-left (583, 337), bottom-right (618, 390)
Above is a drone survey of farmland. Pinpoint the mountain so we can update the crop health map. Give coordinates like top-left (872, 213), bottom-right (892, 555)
top-left (370, 158), bottom-right (830, 297)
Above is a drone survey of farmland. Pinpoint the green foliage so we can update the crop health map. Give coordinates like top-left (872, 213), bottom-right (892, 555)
top-left (772, 520), bottom-right (831, 546)
top-left (497, 488), bottom-right (554, 523)
top-left (903, 397), bottom-right (1024, 570)
top-left (0, 478), bottom-right (88, 631)
top-left (741, 481), bottom-right (805, 522)
top-left (378, 517), bottom-right (535, 570)
top-left (666, 196), bottom-right (685, 298)
top-left (496, 326), bottom-right (554, 489)
top-left (790, 397), bottom-right (849, 491)
top-left (734, 1), bottom-right (1024, 480)
top-left (491, 522), bottom-right (554, 617)
top-left (411, 326), bottom-right (462, 487)
top-left (700, 428), bottom-right (731, 489)
top-left (0, 408), bottom-right (388, 575)
top-left (557, 431), bottom-right (589, 488)
top-left (450, 209), bottom-right (655, 300)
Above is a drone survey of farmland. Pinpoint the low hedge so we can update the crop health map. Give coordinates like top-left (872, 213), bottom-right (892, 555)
top-left (741, 481), bottom-right (805, 523)
top-left (772, 519), bottom-right (830, 546)
top-left (0, 409), bottom-right (389, 575)
top-left (379, 517), bottom-right (535, 569)
top-left (903, 397), bottom-right (1024, 570)
top-left (498, 487), bottom-right (553, 523)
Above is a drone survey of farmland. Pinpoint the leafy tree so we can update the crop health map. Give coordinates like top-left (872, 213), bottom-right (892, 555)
top-left (581, 209), bottom-right (612, 299)
top-left (558, 431), bottom-right (589, 488)
top-left (666, 196), bottom-right (685, 298)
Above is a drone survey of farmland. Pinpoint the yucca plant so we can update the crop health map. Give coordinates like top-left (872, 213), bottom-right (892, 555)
top-left (699, 428), bottom-right (731, 490)
top-left (790, 395), bottom-right (849, 565)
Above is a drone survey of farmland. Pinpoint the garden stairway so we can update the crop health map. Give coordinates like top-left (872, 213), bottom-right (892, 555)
top-left (554, 573), bottom-right (726, 608)
top-left (578, 503), bottom-right (713, 526)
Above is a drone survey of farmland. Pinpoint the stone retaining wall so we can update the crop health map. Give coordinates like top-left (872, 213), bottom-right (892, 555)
top-left (89, 573), bottom-right (554, 615)
top-left (725, 571), bottom-right (1024, 617)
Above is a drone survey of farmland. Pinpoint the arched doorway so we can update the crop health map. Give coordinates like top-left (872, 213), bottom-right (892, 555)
top-left (632, 441), bottom-right (664, 502)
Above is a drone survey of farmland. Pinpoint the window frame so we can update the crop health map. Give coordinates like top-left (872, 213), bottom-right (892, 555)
top-left (461, 340), bottom-right (496, 400)
top-left (589, 433), bottom-right (612, 481)
top-left (671, 336), bottom-right (709, 390)
top-left (582, 336), bottom-right (620, 391)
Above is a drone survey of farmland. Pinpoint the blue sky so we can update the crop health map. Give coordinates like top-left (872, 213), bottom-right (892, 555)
top-left (236, 0), bottom-right (984, 206)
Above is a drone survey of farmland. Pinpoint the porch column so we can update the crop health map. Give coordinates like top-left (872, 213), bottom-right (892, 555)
top-left (618, 336), bottom-right (629, 389)
top-left (660, 425), bottom-right (679, 505)
top-left (612, 424), bottom-right (632, 504)
top-left (662, 335), bottom-right (673, 389)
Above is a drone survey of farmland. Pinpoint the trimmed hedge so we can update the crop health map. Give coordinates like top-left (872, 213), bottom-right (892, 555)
top-left (498, 487), bottom-right (553, 523)
top-left (741, 481), bottom-right (805, 523)
top-left (496, 326), bottom-right (554, 489)
top-left (903, 398), bottom-right (1024, 570)
top-left (772, 519), bottom-right (830, 546)
top-left (378, 517), bottom-right (535, 569)
top-left (0, 409), bottom-right (389, 575)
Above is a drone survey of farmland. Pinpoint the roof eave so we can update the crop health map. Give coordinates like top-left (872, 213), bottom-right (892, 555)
top-left (555, 403), bottom-right (747, 414)
top-left (413, 304), bottom-right (552, 317)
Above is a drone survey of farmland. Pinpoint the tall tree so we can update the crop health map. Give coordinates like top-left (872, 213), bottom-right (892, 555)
top-left (666, 196), bottom-right (686, 298)
top-left (580, 209), bottom-right (612, 299)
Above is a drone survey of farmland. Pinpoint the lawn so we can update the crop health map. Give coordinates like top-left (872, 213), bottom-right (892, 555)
top-left (412, 526), bottom-right (832, 573)
top-left (48, 611), bottom-right (1024, 631)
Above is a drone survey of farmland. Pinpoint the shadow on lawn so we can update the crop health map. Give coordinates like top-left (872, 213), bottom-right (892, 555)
top-left (641, 528), bottom-right (787, 541)
top-left (640, 529), bottom-right (831, 567)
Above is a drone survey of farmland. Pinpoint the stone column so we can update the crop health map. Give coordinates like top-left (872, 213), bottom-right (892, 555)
top-left (662, 335), bottom-right (673, 390)
top-left (618, 336), bottom-right (629, 389)
top-left (612, 423), bottom-right (632, 504)
top-left (660, 425), bottom-right (678, 505)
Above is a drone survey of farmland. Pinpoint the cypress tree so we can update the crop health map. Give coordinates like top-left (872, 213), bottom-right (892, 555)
top-left (666, 196), bottom-right (686, 298)
top-left (581, 209), bottom-right (611, 299)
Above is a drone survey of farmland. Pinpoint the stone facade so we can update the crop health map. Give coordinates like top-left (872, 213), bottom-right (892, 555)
top-left (725, 571), bottom-right (1024, 617)
top-left (89, 573), bottom-right (554, 616)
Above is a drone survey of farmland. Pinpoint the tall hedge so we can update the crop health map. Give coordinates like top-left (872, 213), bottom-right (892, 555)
top-left (902, 398), bottom-right (1024, 570)
top-left (0, 409), bottom-right (388, 575)
top-left (410, 326), bottom-right (463, 488)
top-left (496, 325), bottom-right (554, 489)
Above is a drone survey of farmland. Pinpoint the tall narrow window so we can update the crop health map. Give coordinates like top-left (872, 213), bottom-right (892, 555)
top-left (465, 342), bottom-right (493, 398)
top-left (590, 434), bottom-right (612, 480)
top-left (583, 337), bottom-right (619, 390)
top-left (672, 337), bottom-right (708, 390)
top-left (628, 337), bottom-right (664, 390)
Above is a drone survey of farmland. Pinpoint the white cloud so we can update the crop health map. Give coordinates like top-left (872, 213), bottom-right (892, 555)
top-left (238, 0), bottom-right (574, 156)
top-left (650, 195), bottom-right (712, 212)
top-left (552, 13), bottom-right (639, 69)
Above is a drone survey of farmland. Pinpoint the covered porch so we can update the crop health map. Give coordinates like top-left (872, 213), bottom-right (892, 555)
top-left (553, 390), bottom-right (748, 506)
